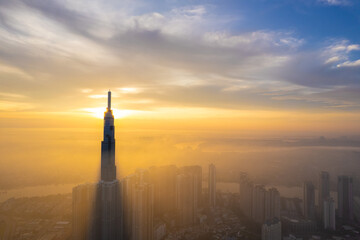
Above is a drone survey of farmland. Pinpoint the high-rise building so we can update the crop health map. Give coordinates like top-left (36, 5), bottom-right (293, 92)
top-left (239, 173), bottom-right (253, 218)
top-left (176, 173), bottom-right (198, 226)
top-left (319, 172), bottom-right (330, 218)
top-left (72, 183), bottom-right (98, 240)
top-left (323, 197), bottom-right (336, 230)
top-left (262, 218), bottom-right (282, 240)
top-left (269, 188), bottom-right (281, 219)
top-left (303, 182), bottom-right (315, 220)
top-left (73, 91), bottom-right (122, 240)
top-left (122, 174), bottom-right (137, 240)
top-left (132, 171), bottom-right (154, 240)
top-left (208, 164), bottom-right (216, 208)
top-left (338, 175), bottom-right (354, 222)
top-left (148, 165), bottom-right (177, 216)
top-left (98, 91), bottom-right (122, 240)
top-left (252, 185), bottom-right (266, 223)
top-left (182, 165), bottom-right (202, 205)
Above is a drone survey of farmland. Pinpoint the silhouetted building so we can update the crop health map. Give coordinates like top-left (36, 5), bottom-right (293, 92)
top-left (72, 183), bottom-right (98, 240)
top-left (98, 91), bottom-right (122, 240)
top-left (303, 182), bottom-right (315, 219)
top-left (182, 165), bottom-right (202, 205)
top-left (122, 174), bottom-right (137, 239)
top-left (262, 218), bottom-right (281, 240)
top-left (176, 173), bottom-right (198, 226)
top-left (132, 171), bottom-right (154, 240)
top-left (269, 188), bottom-right (281, 219)
top-left (252, 185), bottom-right (266, 223)
top-left (239, 173), bottom-right (253, 218)
top-left (149, 165), bottom-right (177, 216)
top-left (323, 197), bottom-right (336, 230)
top-left (338, 175), bottom-right (353, 222)
top-left (208, 164), bottom-right (216, 207)
top-left (319, 172), bottom-right (330, 219)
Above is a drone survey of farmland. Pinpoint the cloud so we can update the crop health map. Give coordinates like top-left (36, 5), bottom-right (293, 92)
top-left (337, 59), bottom-right (360, 68)
top-left (0, 0), bottom-right (359, 114)
top-left (318, 0), bottom-right (350, 6)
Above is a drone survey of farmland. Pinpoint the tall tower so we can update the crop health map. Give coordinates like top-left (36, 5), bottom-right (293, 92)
top-left (208, 164), bottom-right (216, 208)
top-left (99, 90), bottom-right (122, 240)
top-left (101, 90), bottom-right (116, 181)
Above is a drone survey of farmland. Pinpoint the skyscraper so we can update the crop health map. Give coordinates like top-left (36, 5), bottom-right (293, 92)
top-left (239, 173), bottom-right (253, 218)
top-left (208, 164), bottom-right (216, 208)
top-left (182, 165), bottom-right (202, 205)
top-left (122, 174), bottom-right (137, 240)
top-left (303, 181), bottom-right (315, 220)
top-left (73, 91), bottom-right (122, 240)
top-left (323, 197), bottom-right (336, 230)
top-left (132, 170), bottom-right (154, 240)
top-left (72, 183), bottom-right (98, 240)
top-left (319, 172), bottom-right (330, 218)
top-left (269, 188), bottom-right (281, 219)
top-left (176, 172), bottom-right (198, 226)
top-left (338, 175), bottom-right (354, 222)
top-left (148, 165), bottom-right (177, 216)
top-left (98, 91), bottom-right (122, 240)
top-left (252, 185), bottom-right (266, 223)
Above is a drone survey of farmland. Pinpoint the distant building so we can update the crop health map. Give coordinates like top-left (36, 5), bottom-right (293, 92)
top-left (252, 185), bottom-right (266, 223)
top-left (208, 164), bottom-right (216, 208)
top-left (239, 173), bottom-right (253, 218)
top-left (262, 218), bottom-right (281, 240)
top-left (148, 165), bottom-right (177, 216)
top-left (319, 172), bottom-right (330, 219)
top-left (338, 175), bottom-right (354, 222)
top-left (122, 174), bottom-right (137, 239)
top-left (323, 197), bottom-right (336, 230)
top-left (354, 196), bottom-right (360, 223)
top-left (132, 172), bottom-right (154, 240)
top-left (269, 188), bottom-right (281, 219)
top-left (176, 173), bottom-right (198, 226)
top-left (303, 182), bottom-right (315, 219)
top-left (72, 183), bottom-right (98, 240)
top-left (182, 165), bottom-right (202, 205)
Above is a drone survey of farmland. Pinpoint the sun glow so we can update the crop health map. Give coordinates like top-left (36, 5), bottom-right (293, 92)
top-left (81, 108), bottom-right (135, 119)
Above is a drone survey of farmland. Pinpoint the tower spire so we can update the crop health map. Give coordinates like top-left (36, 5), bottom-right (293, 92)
top-left (107, 90), bottom-right (111, 110)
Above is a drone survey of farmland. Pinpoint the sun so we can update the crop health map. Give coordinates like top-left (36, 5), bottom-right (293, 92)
top-left (81, 108), bottom-right (133, 119)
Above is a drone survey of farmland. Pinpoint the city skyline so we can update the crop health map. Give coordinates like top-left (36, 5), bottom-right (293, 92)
top-left (0, 1), bottom-right (360, 239)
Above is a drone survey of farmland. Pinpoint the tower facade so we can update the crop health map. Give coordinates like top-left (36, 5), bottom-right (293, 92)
top-left (99, 91), bottom-right (122, 240)
top-left (101, 90), bottom-right (116, 182)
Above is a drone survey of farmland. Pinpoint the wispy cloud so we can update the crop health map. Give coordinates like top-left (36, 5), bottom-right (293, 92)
top-left (318, 0), bottom-right (350, 6)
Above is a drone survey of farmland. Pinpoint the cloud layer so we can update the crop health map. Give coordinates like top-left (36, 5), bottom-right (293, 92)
top-left (0, 0), bottom-right (359, 114)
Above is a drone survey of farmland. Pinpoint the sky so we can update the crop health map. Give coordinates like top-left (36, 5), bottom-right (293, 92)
top-left (0, 0), bottom-right (360, 135)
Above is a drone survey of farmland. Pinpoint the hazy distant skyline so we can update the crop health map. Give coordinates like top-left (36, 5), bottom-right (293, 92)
top-left (0, 0), bottom-right (360, 134)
